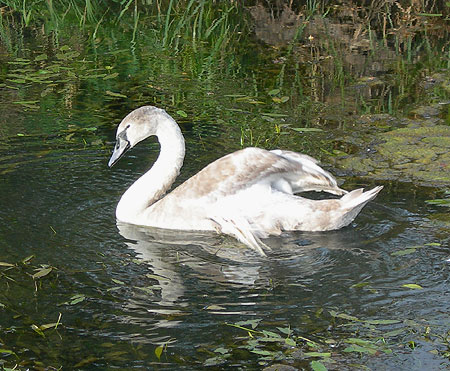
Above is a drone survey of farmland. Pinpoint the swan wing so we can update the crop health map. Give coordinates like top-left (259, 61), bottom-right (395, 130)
top-left (172, 147), bottom-right (345, 201)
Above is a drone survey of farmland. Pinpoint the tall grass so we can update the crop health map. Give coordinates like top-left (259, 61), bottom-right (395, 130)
top-left (0, 0), bottom-right (244, 70)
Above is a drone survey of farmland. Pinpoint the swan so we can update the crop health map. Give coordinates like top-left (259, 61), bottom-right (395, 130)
top-left (108, 106), bottom-right (383, 255)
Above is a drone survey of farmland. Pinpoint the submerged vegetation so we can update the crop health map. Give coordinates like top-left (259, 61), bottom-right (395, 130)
top-left (0, 0), bottom-right (449, 369)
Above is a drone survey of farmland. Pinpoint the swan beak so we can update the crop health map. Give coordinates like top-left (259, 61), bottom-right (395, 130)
top-left (108, 137), bottom-right (130, 167)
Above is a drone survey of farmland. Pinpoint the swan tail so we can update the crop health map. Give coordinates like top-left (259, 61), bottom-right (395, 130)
top-left (210, 216), bottom-right (271, 256)
top-left (332, 186), bottom-right (383, 229)
top-left (340, 186), bottom-right (383, 210)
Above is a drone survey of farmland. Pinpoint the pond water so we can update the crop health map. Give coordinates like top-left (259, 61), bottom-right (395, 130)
top-left (0, 108), bottom-right (448, 369)
top-left (1, 2), bottom-right (449, 370)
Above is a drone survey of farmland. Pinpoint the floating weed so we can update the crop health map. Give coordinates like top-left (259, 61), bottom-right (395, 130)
top-left (0, 348), bottom-right (18, 358)
top-left (390, 243), bottom-right (439, 256)
top-left (62, 294), bottom-right (86, 306)
top-left (291, 127), bottom-right (324, 133)
top-left (402, 283), bottom-right (424, 290)
top-left (105, 90), bottom-right (127, 98)
top-left (350, 281), bottom-right (371, 289)
top-left (391, 248), bottom-right (420, 256)
top-left (32, 266), bottom-right (53, 280)
top-left (155, 338), bottom-right (176, 361)
top-left (311, 360), bottom-right (328, 371)
top-left (176, 110), bottom-right (188, 118)
top-left (425, 199), bottom-right (450, 207)
top-left (0, 262), bottom-right (15, 267)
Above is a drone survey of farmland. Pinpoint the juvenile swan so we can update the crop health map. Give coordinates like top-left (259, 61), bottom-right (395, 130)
top-left (109, 106), bottom-right (383, 255)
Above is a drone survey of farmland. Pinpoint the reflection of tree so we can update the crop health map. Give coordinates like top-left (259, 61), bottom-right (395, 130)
top-left (249, 1), bottom-right (447, 117)
top-left (250, 1), bottom-right (447, 48)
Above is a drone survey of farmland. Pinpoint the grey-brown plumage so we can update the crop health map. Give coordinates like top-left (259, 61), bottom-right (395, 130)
top-left (109, 106), bottom-right (383, 255)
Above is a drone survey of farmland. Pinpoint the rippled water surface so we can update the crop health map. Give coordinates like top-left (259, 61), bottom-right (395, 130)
top-left (0, 108), bottom-right (448, 369)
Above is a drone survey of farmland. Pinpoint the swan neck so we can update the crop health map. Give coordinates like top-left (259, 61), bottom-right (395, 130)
top-left (116, 117), bottom-right (185, 223)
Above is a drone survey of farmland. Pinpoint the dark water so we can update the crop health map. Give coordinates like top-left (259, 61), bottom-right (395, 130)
top-left (0, 109), bottom-right (448, 369)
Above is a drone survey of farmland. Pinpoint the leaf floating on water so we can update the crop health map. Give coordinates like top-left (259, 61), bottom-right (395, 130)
top-left (176, 110), bottom-right (188, 118)
top-left (425, 199), bottom-right (450, 207)
top-left (268, 88), bottom-right (281, 96)
top-left (262, 330), bottom-right (282, 339)
top-left (103, 72), bottom-right (119, 80)
top-left (391, 248), bottom-right (418, 256)
top-left (383, 328), bottom-right (406, 337)
top-left (105, 90), bottom-right (127, 98)
top-left (214, 347), bottom-right (229, 355)
top-left (204, 356), bottom-right (226, 367)
top-left (146, 273), bottom-right (170, 281)
top-left (364, 319), bottom-right (401, 325)
top-left (291, 127), bottom-right (324, 132)
top-left (311, 360), bottom-right (328, 371)
top-left (104, 350), bottom-right (128, 360)
top-left (69, 294), bottom-right (86, 305)
top-left (73, 356), bottom-right (99, 368)
top-left (31, 324), bottom-right (45, 337)
top-left (106, 287), bottom-right (122, 292)
top-left (111, 279), bottom-right (125, 285)
top-left (330, 311), bottom-right (360, 322)
top-left (0, 348), bottom-right (18, 357)
top-left (0, 261), bottom-right (15, 267)
top-left (155, 345), bottom-right (164, 360)
top-left (250, 349), bottom-right (274, 356)
top-left (22, 255), bottom-right (34, 264)
top-left (235, 319), bottom-right (261, 329)
top-left (135, 285), bottom-right (161, 294)
top-left (39, 322), bottom-right (59, 331)
top-left (402, 283), bottom-right (423, 289)
top-left (285, 337), bottom-right (296, 346)
top-left (65, 133), bottom-right (76, 141)
top-left (32, 267), bottom-right (52, 279)
top-left (277, 326), bottom-right (291, 335)
top-left (304, 352), bottom-right (332, 358)
top-left (343, 344), bottom-right (377, 355)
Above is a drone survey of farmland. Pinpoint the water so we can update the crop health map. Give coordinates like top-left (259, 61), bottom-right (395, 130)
top-left (1, 4), bottom-right (449, 369)
top-left (0, 109), bottom-right (448, 369)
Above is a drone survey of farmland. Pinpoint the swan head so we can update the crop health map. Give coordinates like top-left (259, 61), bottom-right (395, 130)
top-left (108, 106), bottom-right (168, 167)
